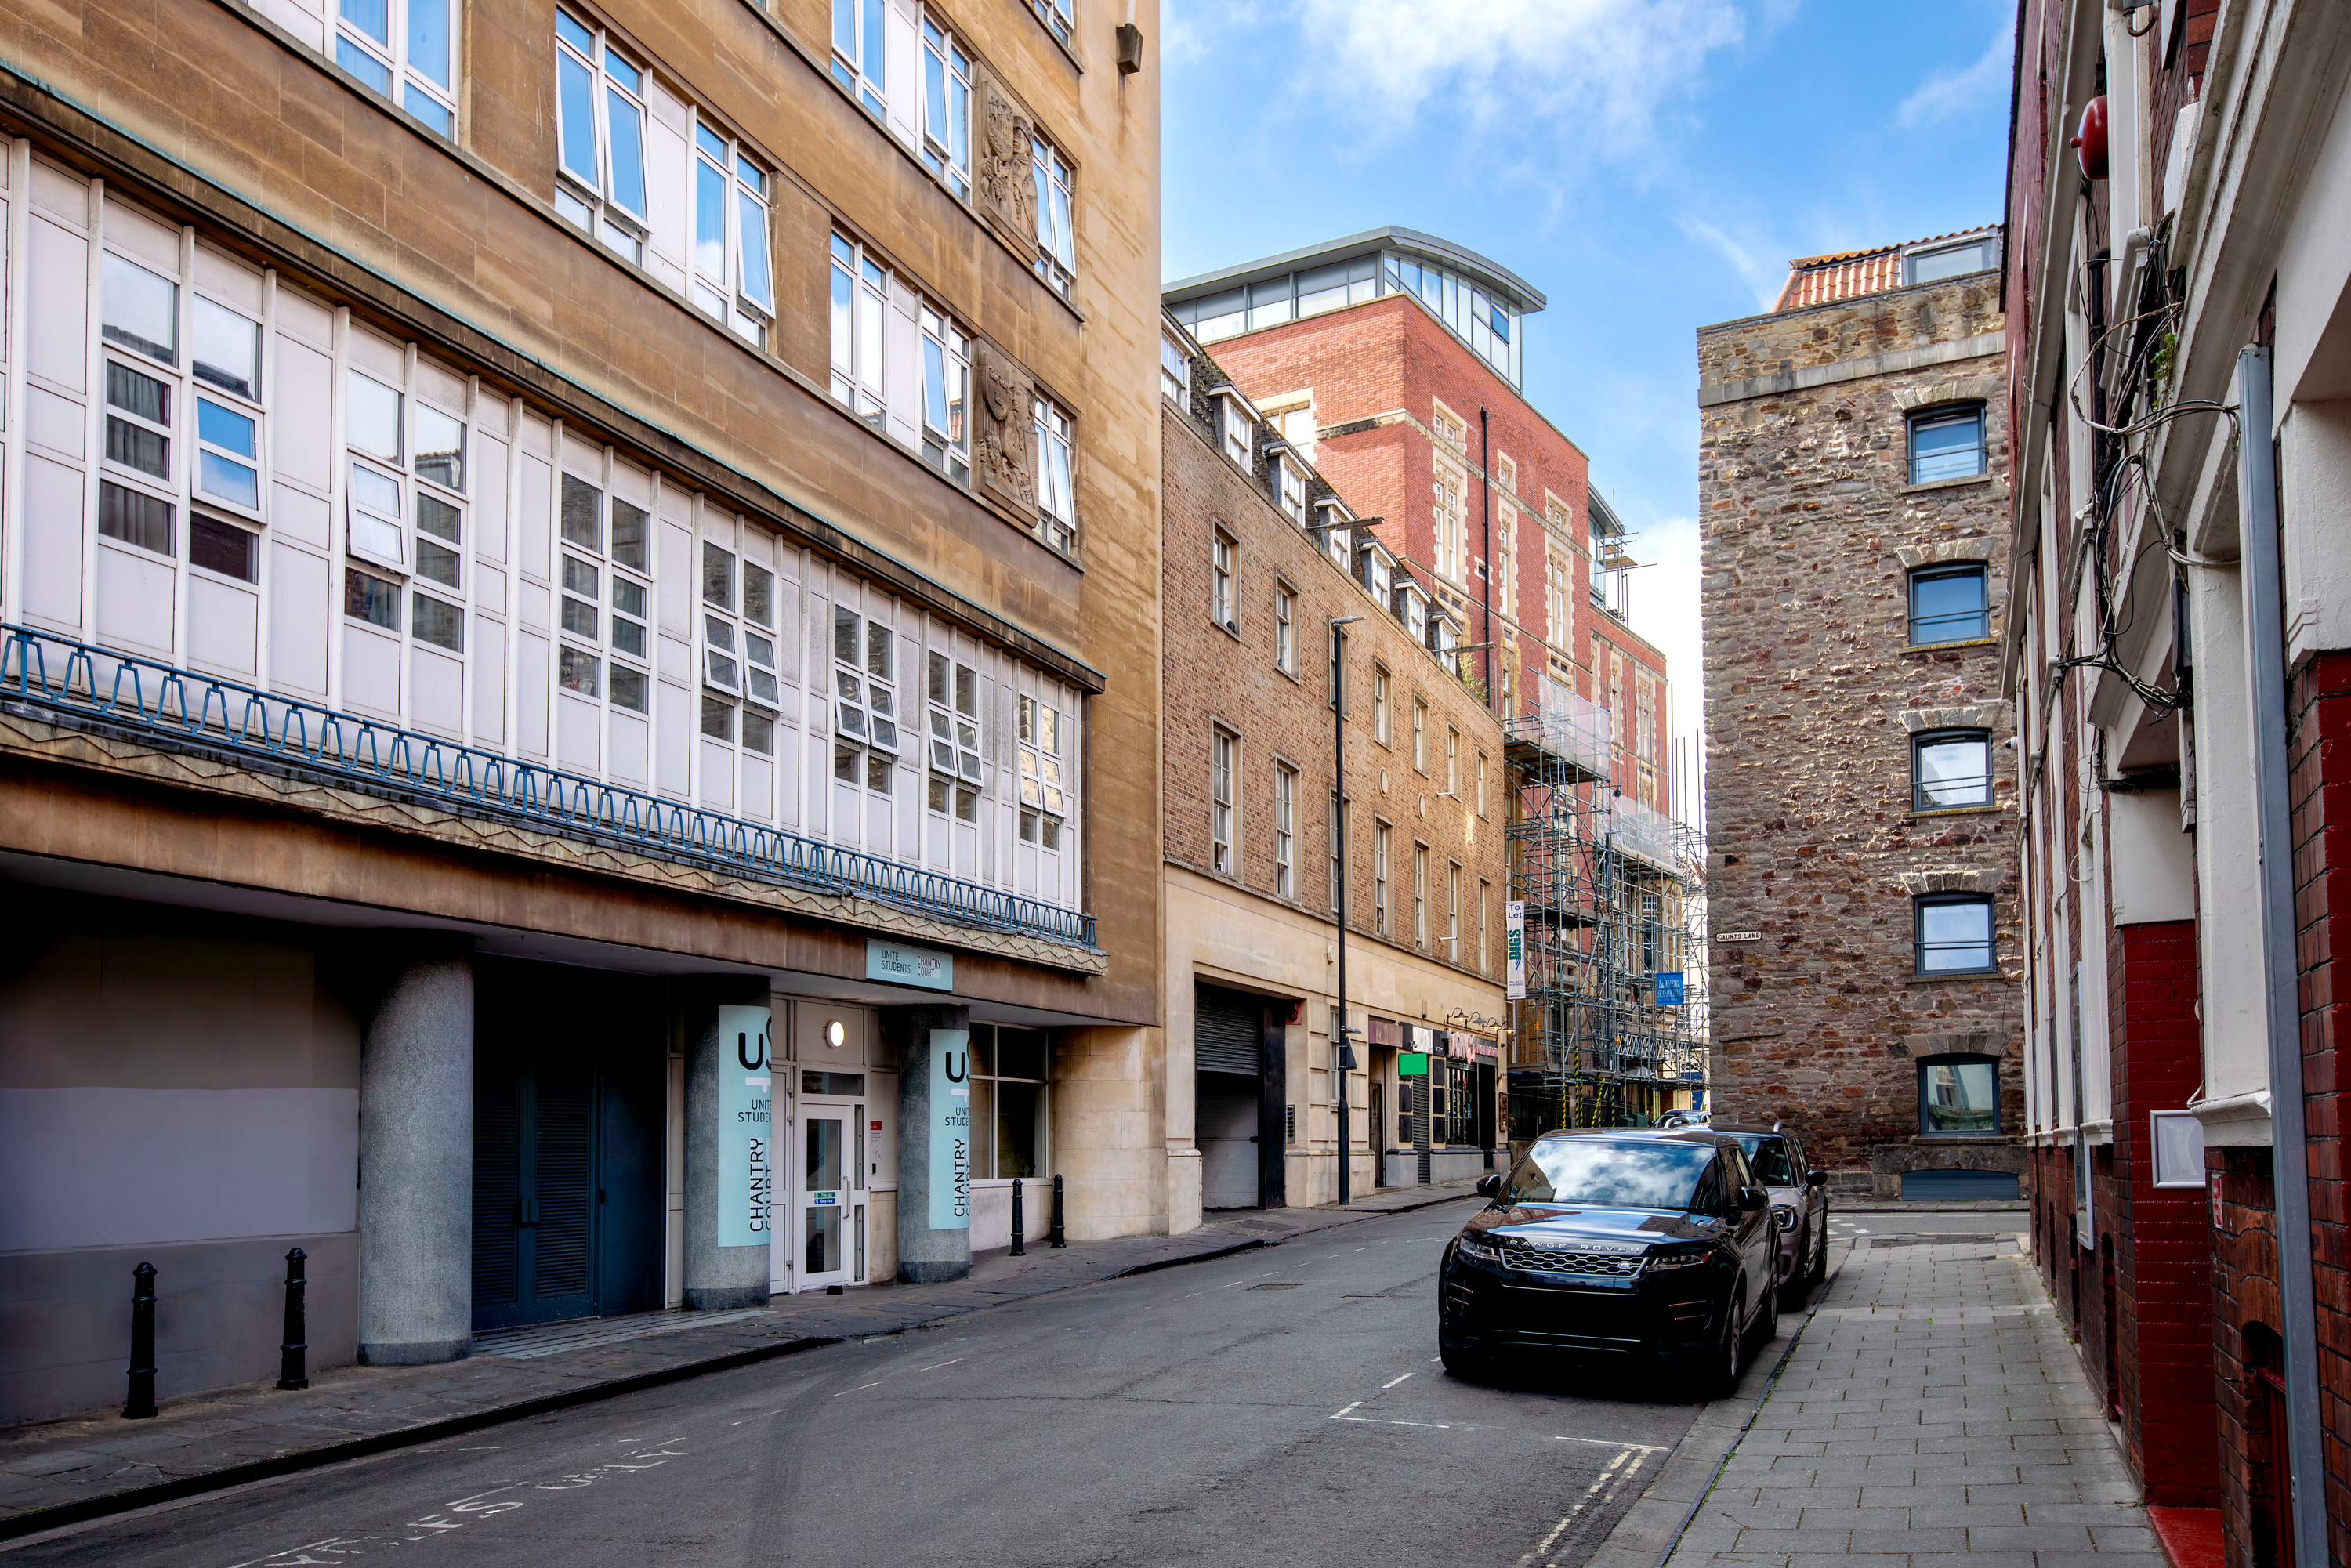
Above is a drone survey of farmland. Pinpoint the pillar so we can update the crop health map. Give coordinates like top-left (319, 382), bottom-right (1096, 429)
top-left (683, 978), bottom-right (774, 1309)
top-left (357, 938), bottom-right (474, 1365)
top-left (885, 1004), bottom-right (972, 1283)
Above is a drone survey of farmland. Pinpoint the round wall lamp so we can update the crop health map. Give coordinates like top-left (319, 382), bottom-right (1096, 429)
top-left (824, 1019), bottom-right (847, 1049)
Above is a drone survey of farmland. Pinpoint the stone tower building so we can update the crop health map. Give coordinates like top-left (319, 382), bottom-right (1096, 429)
top-left (1697, 229), bottom-right (2025, 1195)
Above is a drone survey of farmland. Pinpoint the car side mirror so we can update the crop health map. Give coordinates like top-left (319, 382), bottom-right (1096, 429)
top-left (1740, 1186), bottom-right (1770, 1213)
top-left (1806, 1170), bottom-right (1828, 1190)
top-left (1476, 1174), bottom-right (1504, 1204)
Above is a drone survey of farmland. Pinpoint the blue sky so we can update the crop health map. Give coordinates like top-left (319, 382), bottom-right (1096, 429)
top-left (1161, 0), bottom-right (2016, 809)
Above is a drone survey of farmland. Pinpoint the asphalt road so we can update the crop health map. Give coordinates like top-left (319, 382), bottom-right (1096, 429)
top-left (6, 1197), bottom-right (1751, 1568)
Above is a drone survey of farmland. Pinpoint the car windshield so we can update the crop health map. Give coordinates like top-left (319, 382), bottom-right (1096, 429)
top-left (1505, 1138), bottom-right (1716, 1211)
top-left (1732, 1135), bottom-right (1795, 1185)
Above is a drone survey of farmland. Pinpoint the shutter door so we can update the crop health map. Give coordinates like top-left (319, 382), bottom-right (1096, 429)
top-left (472, 1063), bottom-right (522, 1312)
top-left (1195, 985), bottom-right (1262, 1077)
top-left (531, 1069), bottom-right (596, 1300)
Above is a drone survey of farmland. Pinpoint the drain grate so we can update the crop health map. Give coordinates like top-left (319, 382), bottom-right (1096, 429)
top-left (1248, 1280), bottom-right (1306, 1290)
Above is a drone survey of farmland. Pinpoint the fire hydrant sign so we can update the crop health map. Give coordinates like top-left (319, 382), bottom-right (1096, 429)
top-left (717, 1005), bottom-right (773, 1248)
top-left (929, 1028), bottom-right (973, 1231)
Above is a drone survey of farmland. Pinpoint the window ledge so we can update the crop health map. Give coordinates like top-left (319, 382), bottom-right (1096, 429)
top-left (1914, 1132), bottom-right (2011, 1143)
top-left (1907, 970), bottom-right (2009, 983)
top-left (1215, 618), bottom-right (1241, 642)
top-left (1904, 636), bottom-right (2000, 654)
top-left (1900, 473), bottom-right (1995, 496)
top-left (1906, 803), bottom-right (2006, 821)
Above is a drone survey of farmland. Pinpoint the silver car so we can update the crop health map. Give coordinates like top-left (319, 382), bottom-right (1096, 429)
top-left (1708, 1123), bottom-right (1828, 1305)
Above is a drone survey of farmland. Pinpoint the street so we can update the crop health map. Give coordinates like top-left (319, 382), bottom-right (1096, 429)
top-left (7, 1196), bottom-right (1750, 1568)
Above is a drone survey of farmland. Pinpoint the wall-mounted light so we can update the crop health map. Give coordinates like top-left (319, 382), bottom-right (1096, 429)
top-left (825, 1019), bottom-right (847, 1049)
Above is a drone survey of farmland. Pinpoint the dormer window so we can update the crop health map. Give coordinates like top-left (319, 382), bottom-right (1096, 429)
top-left (1394, 579), bottom-right (1429, 642)
top-left (1357, 542), bottom-right (1393, 605)
top-left (1322, 523), bottom-right (1352, 571)
top-left (1220, 397), bottom-right (1254, 466)
top-left (1271, 451), bottom-right (1306, 523)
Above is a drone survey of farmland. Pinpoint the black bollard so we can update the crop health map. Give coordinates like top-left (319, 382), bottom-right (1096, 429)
top-left (124, 1262), bottom-right (158, 1419)
top-left (1009, 1179), bottom-right (1026, 1256)
top-left (277, 1248), bottom-right (310, 1390)
top-left (1049, 1174), bottom-right (1067, 1248)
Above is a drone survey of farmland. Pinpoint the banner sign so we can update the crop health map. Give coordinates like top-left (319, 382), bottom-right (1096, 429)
top-left (868, 939), bottom-right (954, 991)
top-left (928, 1028), bottom-right (973, 1230)
top-left (1397, 1051), bottom-right (1429, 1077)
top-left (1654, 972), bottom-right (1685, 1007)
top-left (1505, 900), bottom-right (1527, 1000)
top-left (716, 1004), bottom-right (773, 1248)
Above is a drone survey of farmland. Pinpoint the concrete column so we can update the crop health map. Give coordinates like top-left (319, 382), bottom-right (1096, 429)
top-left (357, 939), bottom-right (474, 1365)
top-left (683, 978), bottom-right (773, 1310)
top-left (884, 1004), bottom-right (972, 1284)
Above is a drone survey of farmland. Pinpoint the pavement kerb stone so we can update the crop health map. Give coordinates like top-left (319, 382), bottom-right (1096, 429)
top-left (0, 1180), bottom-right (1486, 1542)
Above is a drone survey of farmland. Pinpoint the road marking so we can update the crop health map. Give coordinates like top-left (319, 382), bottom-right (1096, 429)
top-left (1552, 1436), bottom-right (1668, 1453)
top-left (1331, 1400), bottom-right (1363, 1418)
top-left (831, 1382), bottom-right (883, 1396)
top-left (728, 1408), bottom-right (794, 1425)
top-left (913, 1359), bottom-right (963, 1371)
top-left (1520, 1445), bottom-right (1653, 1567)
top-left (1333, 1414), bottom-right (1452, 1429)
top-left (1382, 1372), bottom-right (1415, 1389)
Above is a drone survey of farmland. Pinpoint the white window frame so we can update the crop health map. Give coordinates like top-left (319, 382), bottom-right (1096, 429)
top-left (1373, 821), bottom-right (1391, 936)
top-left (1273, 451), bottom-right (1306, 523)
top-left (554, 9), bottom-right (651, 264)
top-left (1034, 395), bottom-right (1076, 552)
top-left (1411, 697), bottom-right (1426, 772)
top-left (831, 0), bottom-right (886, 115)
top-left (690, 121), bottom-right (775, 346)
top-left (1211, 531), bottom-right (1234, 632)
top-left (1161, 335), bottom-right (1190, 403)
top-left (920, 302), bottom-right (971, 483)
top-left (1017, 693), bottom-right (1067, 847)
top-left (1273, 580), bottom-right (1295, 673)
top-left (1447, 861), bottom-right (1459, 963)
top-left (830, 234), bottom-right (889, 428)
top-left (920, 16), bottom-right (973, 201)
top-left (1274, 762), bottom-right (1296, 899)
top-left (1031, 0), bottom-right (1073, 45)
top-left (1414, 842), bottom-right (1428, 947)
top-left (1209, 727), bottom-right (1236, 875)
top-left (1031, 135), bottom-right (1074, 295)
top-left (335, 0), bottom-right (459, 136)
top-left (556, 473), bottom-right (650, 714)
top-left (831, 605), bottom-right (901, 777)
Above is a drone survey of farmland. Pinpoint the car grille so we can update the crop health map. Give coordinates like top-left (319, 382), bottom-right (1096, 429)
top-left (1499, 1237), bottom-right (1646, 1277)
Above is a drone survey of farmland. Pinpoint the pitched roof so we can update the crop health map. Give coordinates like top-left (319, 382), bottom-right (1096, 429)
top-left (1771, 226), bottom-right (1999, 312)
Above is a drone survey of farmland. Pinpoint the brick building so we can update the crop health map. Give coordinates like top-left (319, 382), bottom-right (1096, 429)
top-left (1157, 315), bottom-right (1506, 1220)
top-left (0, 0), bottom-right (1166, 1424)
top-left (2003, 2), bottom-right (2349, 1561)
top-left (1697, 228), bottom-right (2026, 1195)
top-left (1162, 229), bottom-right (1670, 812)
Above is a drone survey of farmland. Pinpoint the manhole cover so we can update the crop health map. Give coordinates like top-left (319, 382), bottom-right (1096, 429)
top-left (1248, 1281), bottom-right (1305, 1290)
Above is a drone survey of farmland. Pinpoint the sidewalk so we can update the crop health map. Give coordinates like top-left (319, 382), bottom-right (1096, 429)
top-left (1661, 1233), bottom-right (2157, 1568)
top-left (0, 1178), bottom-right (1481, 1538)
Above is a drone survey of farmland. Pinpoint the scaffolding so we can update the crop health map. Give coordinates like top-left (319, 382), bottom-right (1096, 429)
top-left (1504, 684), bottom-right (1708, 1146)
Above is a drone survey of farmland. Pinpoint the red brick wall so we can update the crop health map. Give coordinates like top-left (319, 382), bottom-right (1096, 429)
top-left (2288, 650), bottom-right (2351, 1562)
top-left (2209, 1150), bottom-right (2281, 1568)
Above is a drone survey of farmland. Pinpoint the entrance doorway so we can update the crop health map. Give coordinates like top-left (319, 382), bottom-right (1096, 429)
top-left (1194, 983), bottom-right (1287, 1210)
top-left (470, 964), bottom-right (665, 1332)
top-left (790, 1071), bottom-right (868, 1291)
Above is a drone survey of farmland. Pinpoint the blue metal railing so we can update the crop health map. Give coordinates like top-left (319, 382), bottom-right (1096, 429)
top-left (0, 624), bottom-right (1096, 951)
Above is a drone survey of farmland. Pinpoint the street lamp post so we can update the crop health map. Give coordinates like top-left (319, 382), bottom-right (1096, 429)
top-left (1331, 616), bottom-right (1362, 1206)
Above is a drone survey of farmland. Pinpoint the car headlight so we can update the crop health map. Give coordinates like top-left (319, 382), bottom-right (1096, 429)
top-left (1644, 1248), bottom-right (1710, 1271)
top-left (1774, 1206), bottom-right (1799, 1232)
top-left (1456, 1236), bottom-right (1503, 1265)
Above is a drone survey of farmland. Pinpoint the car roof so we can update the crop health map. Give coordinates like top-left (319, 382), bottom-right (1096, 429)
top-left (1702, 1122), bottom-right (1791, 1137)
top-left (1534, 1128), bottom-right (1735, 1149)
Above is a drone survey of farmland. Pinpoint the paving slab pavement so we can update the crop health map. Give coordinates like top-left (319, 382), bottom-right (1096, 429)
top-left (1655, 1232), bottom-right (2150, 1568)
top-left (0, 1176), bottom-right (1484, 1537)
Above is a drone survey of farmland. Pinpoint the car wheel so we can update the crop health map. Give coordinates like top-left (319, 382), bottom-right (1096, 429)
top-left (1755, 1266), bottom-right (1781, 1345)
top-left (1695, 1281), bottom-right (1745, 1400)
top-left (1440, 1339), bottom-right (1487, 1381)
top-left (1809, 1206), bottom-right (1829, 1284)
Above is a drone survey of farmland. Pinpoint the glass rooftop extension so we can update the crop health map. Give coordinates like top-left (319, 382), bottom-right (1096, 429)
top-left (1165, 226), bottom-right (1544, 388)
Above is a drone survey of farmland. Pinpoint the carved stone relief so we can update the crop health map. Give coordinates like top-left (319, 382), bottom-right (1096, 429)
top-left (973, 343), bottom-right (1036, 514)
top-left (975, 69), bottom-right (1038, 251)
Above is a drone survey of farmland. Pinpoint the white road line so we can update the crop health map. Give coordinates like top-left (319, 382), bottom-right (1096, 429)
top-left (831, 1382), bottom-right (883, 1397)
top-left (913, 1359), bottom-right (963, 1371)
top-left (1520, 1446), bottom-right (1651, 1568)
top-left (1330, 1400), bottom-right (1363, 1418)
top-left (1551, 1436), bottom-right (1668, 1453)
top-left (1333, 1415), bottom-right (1452, 1429)
top-left (1382, 1372), bottom-right (1415, 1389)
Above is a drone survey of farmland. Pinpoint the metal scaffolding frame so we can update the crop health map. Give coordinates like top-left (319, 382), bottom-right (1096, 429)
top-left (1504, 687), bottom-right (1707, 1143)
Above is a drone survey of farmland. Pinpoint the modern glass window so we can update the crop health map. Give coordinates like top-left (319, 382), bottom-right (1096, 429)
top-left (1907, 405), bottom-right (1987, 483)
top-left (1920, 1055), bottom-right (2000, 1135)
top-left (829, 234), bottom-right (888, 429)
top-left (965, 1024), bottom-right (1052, 1181)
top-left (190, 515), bottom-right (258, 583)
top-left (1908, 563), bottom-right (1990, 644)
top-left (690, 124), bottom-right (774, 346)
top-left (1031, 0), bottom-right (1073, 44)
top-left (1273, 581), bottom-right (1295, 673)
top-left (920, 19), bottom-right (973, 199)
top-left (557, 474), bottom-right (649, 712)
top-left (1034, 397), bottom-right (1076, 552)
top-left (1914, 895), bottom-right (1996, 976)
top-left (925, 650), bottom-right (983, 819)
top-left (336, 0), bottom-right (457, 134)
top-left (920, 304), bottom-right (970, 483)
top-left (831, 0), bottom-right (885, 114)
top-left (1274, 762), bottom-right (1296, 899)
top-left (1211, 531), bottom-right (1235, 632)
top-left (698, 543), bottom-right (777, 747)
top-left (1031, 137), bottom-right (1074, 295)
top-left (1017, 694), bottom-right (1066, 848)
top-left (1383, 252), bottom-right (1521, 385)
top-left (1210, 728), bottom-right (1236, 874)
top-left (1907, 239), bottom-right (1997, 284)
top-left (1914, 730), bottom-right (1993, 810)
top-left (833, 607), bottom-right (900, 786)
top-left (553, 11), bottom-right (650, 264)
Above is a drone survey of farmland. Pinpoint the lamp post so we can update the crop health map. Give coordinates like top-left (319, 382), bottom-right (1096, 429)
top-left (1331, 616), bottom-right (1362, 1205)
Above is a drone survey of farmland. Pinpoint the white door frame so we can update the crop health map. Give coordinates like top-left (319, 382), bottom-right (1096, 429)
top-left (789, 1092), bottom-right (868, 1291)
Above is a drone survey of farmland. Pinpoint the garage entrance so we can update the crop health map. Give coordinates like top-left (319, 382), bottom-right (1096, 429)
top-left (1194, 983), bottom-right (1287, 1210)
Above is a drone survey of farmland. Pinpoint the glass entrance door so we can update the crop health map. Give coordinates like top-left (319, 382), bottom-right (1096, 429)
top-left (793, 1084), bottom-right (868, 1291)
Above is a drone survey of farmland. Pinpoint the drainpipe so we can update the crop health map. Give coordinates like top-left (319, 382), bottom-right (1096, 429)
top-left (1480, 407), bottom-right (1495, 716)
top-left (2234, 344), bottom-right (2324, 1568)
top-left (1331, 617), bottom-right (1364, 1205)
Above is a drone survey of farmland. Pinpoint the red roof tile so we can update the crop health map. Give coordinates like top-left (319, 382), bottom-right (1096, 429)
top-left (1771, 226), bottom-right (1999, 312)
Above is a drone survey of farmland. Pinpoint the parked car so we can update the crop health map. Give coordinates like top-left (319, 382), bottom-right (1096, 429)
top-left (1628, 1123), bottom-right (1828, 1307)
top-left (1438, 1129), bottom-right (1782, 1396)
top-left (1658, 1110), bottom-right (1709, 1129)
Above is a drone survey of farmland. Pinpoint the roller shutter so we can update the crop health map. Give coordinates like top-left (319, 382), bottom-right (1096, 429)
top-left (1195, 984), bottom-right (1263, 1077)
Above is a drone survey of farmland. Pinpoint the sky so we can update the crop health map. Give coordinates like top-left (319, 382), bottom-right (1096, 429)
top-left (1161, 0), bottom-right (2017, 821)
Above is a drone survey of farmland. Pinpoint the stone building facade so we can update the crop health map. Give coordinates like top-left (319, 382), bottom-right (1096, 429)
top-left (0, 0), bottom-right (1165, 1425)
top-left (1697, 233), bottom-right (2025, 1195)
top-left (1158, 316), bottom-right (1508, 1221)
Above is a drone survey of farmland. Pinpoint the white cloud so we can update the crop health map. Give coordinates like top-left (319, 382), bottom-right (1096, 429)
top-left (1609, 513), bottom-right (1706, 820)
top-left (1679, 215), bottom-right (1786, 311)
top-left (1896, 21), bottom-right (2014, 131)
top-left (1293, 0), bottom-right (1750, 159)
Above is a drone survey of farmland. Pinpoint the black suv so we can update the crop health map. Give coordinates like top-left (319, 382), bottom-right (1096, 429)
top-left (1438, 1129), bottom-right (1781, 1396)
